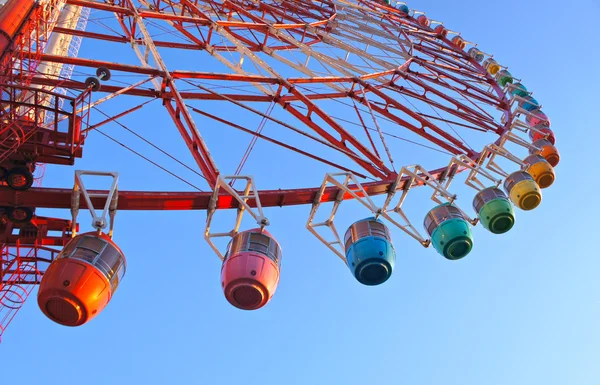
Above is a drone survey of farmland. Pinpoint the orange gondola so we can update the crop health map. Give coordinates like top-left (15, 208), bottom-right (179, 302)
top-left (37, 232), bottom-right (126, 327)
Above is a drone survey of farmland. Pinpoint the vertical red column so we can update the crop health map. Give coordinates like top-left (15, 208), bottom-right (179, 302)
top-left (0, 0), bottom-right (36, 58)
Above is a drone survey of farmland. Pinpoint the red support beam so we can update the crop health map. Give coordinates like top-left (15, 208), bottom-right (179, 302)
top-left (0, 165), bottom-right (455, 211)
top-left (40, 53), bottom-right (163, 76)
top-left (163, 100), bottom-right (219, 185)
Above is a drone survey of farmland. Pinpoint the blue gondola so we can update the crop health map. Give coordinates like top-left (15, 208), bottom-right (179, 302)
top-left (344, 218), bottom-right (396, 286)
top-left (397, 4), bottom-right (409, 14)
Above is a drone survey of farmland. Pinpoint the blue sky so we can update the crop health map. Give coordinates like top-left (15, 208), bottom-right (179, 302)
top-left (2, 1), bottom-right (600, 384)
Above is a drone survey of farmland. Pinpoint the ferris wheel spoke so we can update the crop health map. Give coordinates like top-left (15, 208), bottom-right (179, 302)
top-left (328, 24), bottom-right (411, 64)
top-left (276, 0), bottom-right (337, 20)
top-left (419, 57), bottom-right (487, 89)
top-left (385, 83), bottom-right (499, 135)
top-left (154, 0), bottom-right (336, 51)
top-left (110, 1), bottom-right (222, 185)
top-left (349, 83), bottom-right (470, 156)
top-left (52, 24), bottom-right (202, 50)
top-left (281, 88), bottom-right (390, 179)
top-left (399, 74), bottom-right (501, 131)
top-left (212, 5), bottom-right (404, 83)
top-left (418, 58), bottom-right (490, 89)
top-left (406, 69), bottom-right (501, 121)
top-left (164, 21), bottom-right (278, 95)
top-left (157, 1), bottom-right (283, 96)
top-left (185, 103), bottom-right (370, 179)
top-left (178, 77), bottom-right (395, 177)
top-left (227, 0), bottom-right (332, 27)
top-left (29, 75), bottom-right (160, 98)
top-left (335, 10), bottom-right (412, 53)
top-left (413, 37), bottom-right (472, 63)
top-left (38, 53), bottom-right (161, 76)
top-left (413, 72), bottom-right (502, 129)
top-left (147, 2), bottom-right (395, 178)
top-left (232, 101), bottom-right (276, 176)
top-left (182, 84), bottom-right (387, 172)
top-left (366, 74), bottom-right (493, 140)
top-left (419, 73), bottom-right (502, 111)
top-left (410, 78), bottom-right (500, 128)
top-left (414, 113), bottom-right (487, 133)
top-left (419, 45), bottom-right (481, 77)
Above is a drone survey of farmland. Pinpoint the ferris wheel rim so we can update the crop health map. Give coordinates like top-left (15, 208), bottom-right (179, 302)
top-left (0, 0), bottom-right (516, 210)
top-left (0, 0), bottom-right (561, 338)
top-left (0, 164), bottom-right (467, 211)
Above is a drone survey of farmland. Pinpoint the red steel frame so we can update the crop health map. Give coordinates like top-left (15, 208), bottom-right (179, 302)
top-left (0, 0), bottom-right (82, 339)
top-left (0, 0), bottom-right (515, 339)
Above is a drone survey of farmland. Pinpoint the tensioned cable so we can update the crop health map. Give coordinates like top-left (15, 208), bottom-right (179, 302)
top-left (95, 129), bottom-right (204, 191)
top-left (291, 102), bottom-right (454, 156)
top-left (58, 87), bottom-right (208, 189)
top-left (359, 88), bottom-right (396, 171)
top-left (233, 101), bottom-right (276, 177)
top-left (36, 66), bottom-right (462, 161)
top-left (180, 80), bottom-right (379, 164)
top-left (90, 103), bottom-right (208, 182)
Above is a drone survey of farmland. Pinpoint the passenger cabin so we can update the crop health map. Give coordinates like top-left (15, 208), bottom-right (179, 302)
top-left (503, 171), bottom-right (542, 211)
top-left (221, 229), bottom-right (282, 311)
top-left (424, 203), bottom-right (473, 260)
top-left (472, 187), bottom-right (515, 234)
top-left (37, 232), bottom-right (126, 326)
top-left (344, 218), bottom-right (395, 286)
top-left (523, 154), bottom-right (555, 189)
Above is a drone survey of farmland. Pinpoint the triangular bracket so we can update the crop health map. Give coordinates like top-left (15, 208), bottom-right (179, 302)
top-left (443, 155), bottom-right (502, 193)
top-left (204, 175), bottom-right (268, 261)
top-left (478, 144), bottom-right (527, 178)
top-left (381, 165), bottom-right (468, 244)
top-left (306, 172), bottom-right (382, 262)
top-left (72, 170), bottom-right (119, 238)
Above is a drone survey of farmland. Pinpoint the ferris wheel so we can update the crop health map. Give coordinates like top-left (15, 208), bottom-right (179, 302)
top-left (0, 0), bottom-right (560, 339)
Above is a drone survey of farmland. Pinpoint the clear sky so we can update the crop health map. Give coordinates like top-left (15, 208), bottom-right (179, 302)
top-left (2, 1), bottom-right (600, 384)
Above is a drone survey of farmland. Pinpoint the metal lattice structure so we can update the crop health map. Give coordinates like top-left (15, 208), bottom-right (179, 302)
top-left (0, 0), bottom-right (558, 340)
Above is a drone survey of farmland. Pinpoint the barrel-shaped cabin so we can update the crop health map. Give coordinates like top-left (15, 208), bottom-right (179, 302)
top-left (344, 218), bottom-right (395, 286)
top-left (424, 203), bottom-right (473, 260)
top-left (503, 171), bottom-right (542, 211)
top-left (37, 232), bottom-right (126, 327)
top-left (468, 47), bottom-right (484, 63)
top-left (397, 4), bottom-right (410, 15)
top-left (416, 15), bottom-right (430, 27)
top-left (520, 96), bottom-right (540, 112)
top-left (523, 154), bottom-right (555, 189)
top-left (451, 35), bottom-right (466, 50)
top-left (472, 187), bottom-right (515, 234)
top-left (434, 25), bottom-right (448, 38)
top-left (526, 110), bottom-right (550, 128)
top-left (483, 58), bottom-right (500, 75)
top-left (511, 83), bottom-right (528, 97)
top-left (496, 70), bottom-right (514, 87)
top-left (530, 138), bottom-right (560, 167)
top-left (221, 229), bottom-right (282, 311)
top-left (529, 124), bottom-right (556, 145)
